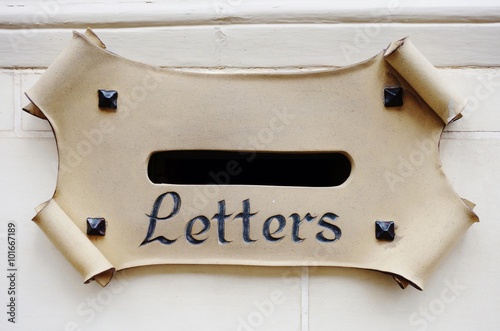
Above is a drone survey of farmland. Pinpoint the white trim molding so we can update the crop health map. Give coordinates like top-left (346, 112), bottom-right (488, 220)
top-left (1, 0), bottom-right (500, 68)
top-left (1, 0), bottom-right (500, 28)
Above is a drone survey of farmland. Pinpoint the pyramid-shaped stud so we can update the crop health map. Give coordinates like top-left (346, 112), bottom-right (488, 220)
top-left (384, 87), bottom-right (403, 107)
top-left (98, 89), bottom-right (118, 110)
top-left (86, 217), bottom-right (106, 236)
top-left (375, 220), bottom-right (395, 241)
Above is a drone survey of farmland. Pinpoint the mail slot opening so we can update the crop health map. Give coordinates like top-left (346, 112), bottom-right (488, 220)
top-left (148, 151), bottom-right (351, 187)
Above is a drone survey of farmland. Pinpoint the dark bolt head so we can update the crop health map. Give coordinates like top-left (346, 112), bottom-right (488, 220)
top-left (98, 89), bottom-right (118, 110)
top-left (384, 87), bottom-right (403, 107)
top-left (375, 220), bottom-right (395, 241)
top-left (86, 217), bottom-right (106, 236)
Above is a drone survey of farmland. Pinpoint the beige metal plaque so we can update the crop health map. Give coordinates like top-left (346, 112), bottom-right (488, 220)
top-left (25, 29), bottom-right (478, 290)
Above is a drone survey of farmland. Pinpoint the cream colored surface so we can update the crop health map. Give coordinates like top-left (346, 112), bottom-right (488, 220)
top-left (24, 30), bottom-right (477, 290)
top-left (3, 25), bottom-right (500, 68)
top-left (0, 17), bottom-right (498, 331)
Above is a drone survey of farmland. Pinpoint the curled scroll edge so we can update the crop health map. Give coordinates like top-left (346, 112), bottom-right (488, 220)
top-left (384, 37), bottom-right (467, 124)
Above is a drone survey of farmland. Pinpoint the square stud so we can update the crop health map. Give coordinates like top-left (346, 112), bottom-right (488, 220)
top-left (384, 87), bottom-right (403, 107)
top-left (98, 89), bottom-right (118, 110)
top-left (86, 217), bottom-right (106, 236)
top-left (375, 221), bottom-right (395, 241)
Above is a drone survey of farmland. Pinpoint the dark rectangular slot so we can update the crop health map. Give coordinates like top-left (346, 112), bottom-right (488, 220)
top-left (148, 151), bottom-right (351, 187)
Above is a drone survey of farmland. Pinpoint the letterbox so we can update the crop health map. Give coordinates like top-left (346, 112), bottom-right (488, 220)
top-left (24, 29), bottom-right (478, 290)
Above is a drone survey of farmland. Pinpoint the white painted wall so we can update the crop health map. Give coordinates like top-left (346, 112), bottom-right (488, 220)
top-left (0, 1), bottom-right (499, 330)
